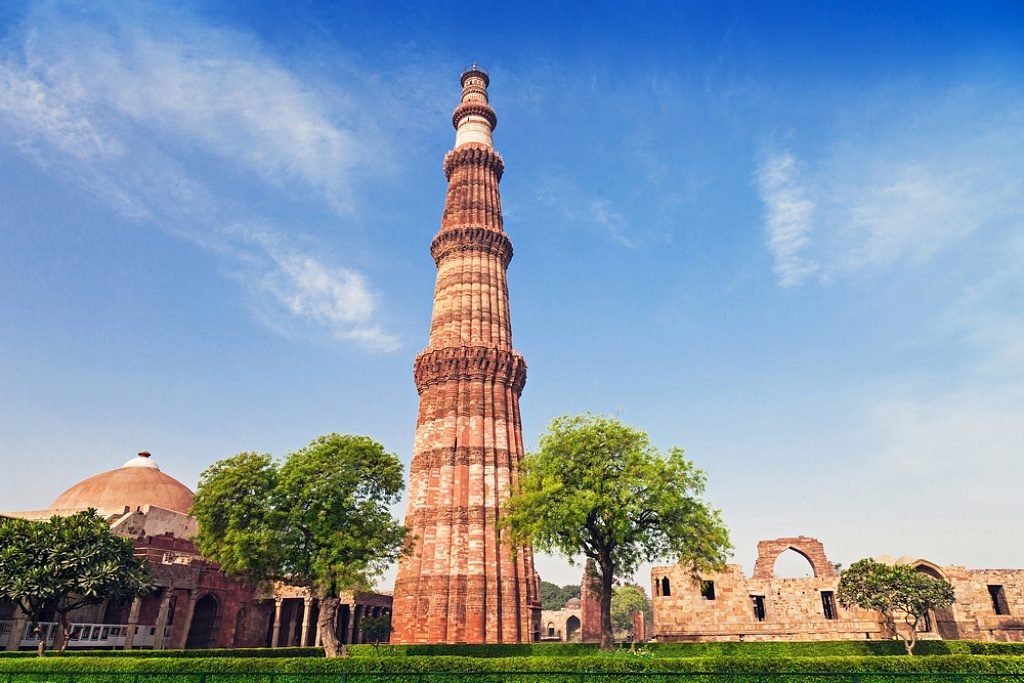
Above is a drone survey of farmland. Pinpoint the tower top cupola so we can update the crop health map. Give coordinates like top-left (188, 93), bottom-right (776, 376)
top-left (453, 63), bottom-right (496, 148)
top-left (461, 63), bottom-right (489, 87)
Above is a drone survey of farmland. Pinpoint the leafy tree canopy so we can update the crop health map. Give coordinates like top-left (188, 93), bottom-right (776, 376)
top-left (360, 613), bottom-right (392, 650)
top-left (191, 434), bottom-right (406, 657)
top-left (0, 510), bottom-right (152, 655)
top-left (539, 581), bottom-right (581, 611)
top-left (503, 414), bottom-right (731, 649)
top-left (837, 558), bottom-right (955, 655)
top-left (611, 584), bottom-right (650, 637)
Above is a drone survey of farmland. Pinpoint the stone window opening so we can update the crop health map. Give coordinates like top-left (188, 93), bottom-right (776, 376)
top-left (547, 622), bottom-right (555, 638)
top-left (821, 591), bottom-right (837, 620)
top-left (988, 585), bottom-right (1010, 615)
top-left (751, 595), bottom-right (766, 621)
top-left (660, 576), bottom-right (671, 597)
top-left (700, 580), bottom-right (716, 600)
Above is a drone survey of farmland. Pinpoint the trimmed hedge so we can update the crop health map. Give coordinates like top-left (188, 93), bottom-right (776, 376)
top-left (2, 640), bottom-right (1024, 660)
top-left (0, 647), bottom-right (325, 659)
top-left (343, 640), bottom-right (1024, 658)
top-left (0, 654), bottom-right (1023, 680)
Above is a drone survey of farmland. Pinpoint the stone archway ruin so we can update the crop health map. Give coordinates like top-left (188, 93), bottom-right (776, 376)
top-left (912, 561), bottom-right (959, 640)
top-left (751, 536), bottom-right (838, 580)
top-left (185, 594), bottom-right (218, 649)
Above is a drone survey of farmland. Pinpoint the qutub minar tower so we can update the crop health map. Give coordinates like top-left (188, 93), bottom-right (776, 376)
top-left (391, 65), bottom-right (542, 644)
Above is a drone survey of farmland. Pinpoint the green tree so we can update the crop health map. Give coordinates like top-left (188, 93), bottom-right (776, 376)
top-left (837, 558), bottom-right (955, 655)
top-left (0, 510), bottom-right (152, 655)
top-left (191, 434), bottom-right (407, 658)
top-left (611, 584), bottom-right (650, 638)
top-left (502, 414), bottom-right (731, 650)
top-left (360, 613), bottom-right (392, 652)
top-left (539, 581), bottom-right (581, 610)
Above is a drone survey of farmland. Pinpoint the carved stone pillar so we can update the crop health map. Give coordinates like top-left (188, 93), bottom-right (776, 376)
top-left (122, 597), bottom-right (143, 650)
top-left (348, 604), bottom-right (362, 645)
top-left (300, 597), bottom-right (313, 647)
top-left (271, 598), bottom-right (284, 647)
top-left (153, 588), bottom-right (174, 651)
top-left (174, 591), bottom-right (199, 649)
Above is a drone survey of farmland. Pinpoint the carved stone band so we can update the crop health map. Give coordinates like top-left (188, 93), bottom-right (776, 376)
top-left (430, 226), bottom-right (514, 267)
top-left (414, 346), bottom-right (527, 394)
top-left (443, 145), bottom-right (505, 180)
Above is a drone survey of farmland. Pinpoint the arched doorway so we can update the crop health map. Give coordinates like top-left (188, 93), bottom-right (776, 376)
top-left (566, 615), bottom-right (581, 642)
top-left (185, 595), bottom-right (219, 649)
top-left (914, 563), bottom-right (958, 639)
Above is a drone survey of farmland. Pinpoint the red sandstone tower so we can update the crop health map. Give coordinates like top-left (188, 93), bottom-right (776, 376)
top-left (391, 65), bottom-right (541, 644)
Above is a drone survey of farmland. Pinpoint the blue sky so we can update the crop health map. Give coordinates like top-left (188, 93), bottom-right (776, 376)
top-left (2, 1), bottom-right (1022, 588)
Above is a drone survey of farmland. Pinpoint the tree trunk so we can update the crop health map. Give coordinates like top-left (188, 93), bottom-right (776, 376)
top-left (598, 557), bottom-right (615, 651)
top-left (33, 625), bottom-right (45, 657)
top-left (54, 613), bottom-right (71, 654)
top-left (903, 614), bottom-right (918, 656)
top-left (316, 595), bottom-right (348, 658)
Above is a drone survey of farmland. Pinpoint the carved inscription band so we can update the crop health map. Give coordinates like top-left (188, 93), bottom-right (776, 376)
top-left (414, 346), bottom-right (527, 394)
top-left (430, 226), bottom-right (513, 266)
top-left (443, 145), bottom-right (505, 180)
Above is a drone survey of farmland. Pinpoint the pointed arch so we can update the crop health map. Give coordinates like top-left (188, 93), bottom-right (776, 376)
top-left (185, 594), bottom-right (219, 649)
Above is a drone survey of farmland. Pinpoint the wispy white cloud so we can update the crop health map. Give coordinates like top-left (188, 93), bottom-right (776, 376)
top-left (755, 151), bottom-right (819, 286)
top-left (0, 3), bottom-right (400, 351)
top-left (756, 82), bottom-right (1024, 286)
top-left (531, 173), bottom-right (639, 249)
top-left (0, 62), bottom-right (122, 160)
top-left (238, 228), bottom-right (400, 351)
top-left (590, 199), bottom-right (636, 250)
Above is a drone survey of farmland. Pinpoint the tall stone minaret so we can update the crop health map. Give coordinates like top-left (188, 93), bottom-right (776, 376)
top-left (391, 65), bottom-right (541, 644)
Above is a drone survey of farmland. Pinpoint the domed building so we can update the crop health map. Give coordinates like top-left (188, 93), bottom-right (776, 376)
top-left (49, 451), bottom-right (195, 516)
top-left (1, 452), bottom-right (391, 651)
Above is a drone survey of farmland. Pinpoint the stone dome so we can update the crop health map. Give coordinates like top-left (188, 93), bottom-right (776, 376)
top-left (564, 597), bottom-right (582, 609)
top-left (49, 452), bottom-right (195, 515)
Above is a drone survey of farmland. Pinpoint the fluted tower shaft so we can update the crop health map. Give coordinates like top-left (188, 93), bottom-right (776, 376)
top-left (391, 66), bottom-right (541, 644)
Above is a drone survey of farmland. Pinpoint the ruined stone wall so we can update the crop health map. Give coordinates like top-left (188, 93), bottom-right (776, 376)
top-left (651, 563), bottom-right (881, 642)
top-left (109, 506), bottom-right (197, 540)
top-left (941, 567), bottom-right (1024, 642)
top-left (651, 537), bottom-right (1024, 643)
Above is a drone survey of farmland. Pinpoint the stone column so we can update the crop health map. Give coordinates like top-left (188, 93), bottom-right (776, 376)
top-left (153, 588), bottom-right (174, 651)
top-left (5, 605), bottom-right (28, 651)
top-left (270, 598), bottom-right (284, 648)
top-left (299, 597), bottom-right (313, 647)
top-left (356, 604), bottom-right (366, 644)
top-left (314, 620), bottom-right (322, 647)
top-left (122, 597), bottom-right (143, 650)
top-left (347, 604), bottom-right (361, 645)
top-left (175, 591), bottom-right (199, 650)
